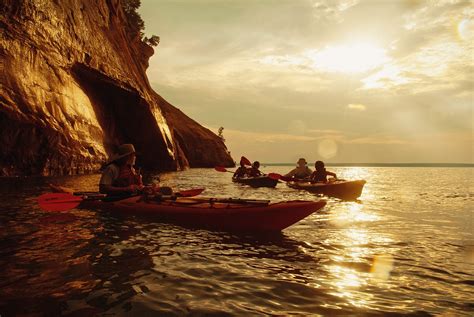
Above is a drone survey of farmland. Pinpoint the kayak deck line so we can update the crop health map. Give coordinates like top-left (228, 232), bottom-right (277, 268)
top-left (163, 197), bottom-right (271, 207)
top-left (82, 196), bottom-right (312, 210)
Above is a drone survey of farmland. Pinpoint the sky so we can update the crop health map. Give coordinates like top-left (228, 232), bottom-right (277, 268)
top-left (139, 0), bottom-right (473, 163)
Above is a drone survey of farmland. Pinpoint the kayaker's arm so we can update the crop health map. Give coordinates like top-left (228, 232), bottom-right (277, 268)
top-left (308, 171), bottom-right (316, 182)
top-left (99, 183), bottom-right (143, 195)
top-left (327, 171), bottom-right (337, 179)
top-left (232, 168), bottom-right (239, 178)
top-left (284, 168), bottom-right (296, 178)
top-left (99, 165), bottom-right (143, 195)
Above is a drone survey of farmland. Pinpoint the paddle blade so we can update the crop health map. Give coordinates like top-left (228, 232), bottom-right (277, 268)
top-left (214, 166), bottom-right (228, 172)
top-left (37, 193), bottom-right (83, 212)
top-left (279, 175), bottom-right (293, 182)
top-left (268, 173), bottom-right (282, 180)
top-left (177, 188), bottom-right (205, 197)
top-left (241, 156), bottom-right (252, 166)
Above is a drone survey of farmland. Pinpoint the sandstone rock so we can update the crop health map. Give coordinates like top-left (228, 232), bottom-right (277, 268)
top-left (0, 0), bottom-right (234, 176)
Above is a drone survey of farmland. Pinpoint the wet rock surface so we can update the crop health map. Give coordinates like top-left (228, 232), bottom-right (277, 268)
top-left (0, 0), bottom-right (234, 176)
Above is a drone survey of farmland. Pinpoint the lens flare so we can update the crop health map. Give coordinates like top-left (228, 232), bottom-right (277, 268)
top-left (318, 139), bottom-right (338, 159)
top-left (457, 18), bottom-right (473, 41)
top-left (370, 254), bottom-right (394, 281)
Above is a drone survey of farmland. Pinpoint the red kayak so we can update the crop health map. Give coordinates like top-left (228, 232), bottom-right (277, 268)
top-left (80, 196), bottom-right (326, 232)
top-left (232, 175), bottom-right (279, 188)
top-left (287, 180), bottom-right (366, 200)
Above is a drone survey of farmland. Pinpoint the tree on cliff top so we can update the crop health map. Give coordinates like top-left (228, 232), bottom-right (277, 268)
top-left (218, 127), bottom-right (226, 143)
top-left (121, 0), bottom-right (160, 47)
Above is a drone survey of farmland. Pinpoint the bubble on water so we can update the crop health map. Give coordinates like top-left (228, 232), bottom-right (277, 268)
top-left (370, 254), bottom-right (394, 281)
top-left (318, 139), bottom-right (338, 159)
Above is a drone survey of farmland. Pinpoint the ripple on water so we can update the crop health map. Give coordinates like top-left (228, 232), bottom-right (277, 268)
top-left (0, 167), bottom-right (473, 315)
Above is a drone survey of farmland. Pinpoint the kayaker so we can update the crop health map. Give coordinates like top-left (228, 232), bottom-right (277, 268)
top-left (99, 144), bottom-right (144, 196)
top-left (249, 161), bottom-right (263, 177)
top-left (309, 160), bottom-right (337, 183)
top-left (233, 158), bottom-right (250, 178)
top-left (284, 158), bottom-right (312, 180)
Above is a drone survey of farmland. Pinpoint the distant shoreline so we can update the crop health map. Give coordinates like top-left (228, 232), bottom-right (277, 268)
top-left (262, 163), bottom-right (474, 168)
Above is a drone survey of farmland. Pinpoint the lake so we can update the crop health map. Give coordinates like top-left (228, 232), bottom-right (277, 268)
top-left (0, 166), bottom-right (472, 316)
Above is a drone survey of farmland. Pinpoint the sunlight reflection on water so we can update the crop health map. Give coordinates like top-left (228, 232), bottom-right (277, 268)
top-left (0, 167), bottom-right (473, 315)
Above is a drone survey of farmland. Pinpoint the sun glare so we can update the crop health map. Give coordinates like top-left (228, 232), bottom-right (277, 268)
top-left (259, 42), bottom-right (390, 75)
top-left (306, 43), bottom-right (390, 73)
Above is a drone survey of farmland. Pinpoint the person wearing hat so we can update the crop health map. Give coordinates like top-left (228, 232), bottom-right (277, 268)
top-left (99, 144), bottom-right (144, 196)
top-left (284, 158), bottom-right (313, 180)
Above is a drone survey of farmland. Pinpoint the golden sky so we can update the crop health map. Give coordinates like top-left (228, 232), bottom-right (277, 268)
top-left (140, 0), bottom-right (473, 163)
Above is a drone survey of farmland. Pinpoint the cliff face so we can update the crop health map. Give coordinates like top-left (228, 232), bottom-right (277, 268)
top-left (156, 93), bottom-right (232, 168)
top-left (0, 0), bottom-right (234, 176)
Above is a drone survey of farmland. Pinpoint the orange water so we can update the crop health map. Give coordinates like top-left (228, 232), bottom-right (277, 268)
top-left (0, 167), bottom-right (473, 315)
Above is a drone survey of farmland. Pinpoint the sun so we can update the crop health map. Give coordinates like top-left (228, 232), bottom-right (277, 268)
top-left (258, 41), bottom-right (390, 75)
top-left (306, 42), bottom-right (390, 73)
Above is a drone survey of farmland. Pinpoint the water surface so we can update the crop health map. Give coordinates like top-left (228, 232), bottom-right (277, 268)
top-left (0, 167), bottom-right (473, 315)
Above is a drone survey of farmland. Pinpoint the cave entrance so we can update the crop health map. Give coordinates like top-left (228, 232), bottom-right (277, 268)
top-left (71, 63), bottom-right (176, 171)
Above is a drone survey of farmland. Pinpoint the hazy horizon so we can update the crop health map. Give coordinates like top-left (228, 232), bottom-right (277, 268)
top-left (139, 0), bottom-right (473, 164)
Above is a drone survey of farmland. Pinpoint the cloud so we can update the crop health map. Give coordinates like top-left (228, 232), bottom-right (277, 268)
top-left (211, 126), bottom-right (409, 146)
top-left (259, 43), bottom-right (390, 74)
top-left (361, 37), bottom-right (472, 94)
top-left (141, 0), bottom-right (473, 163)
top-left (207, 127), bottom-right (316, 143)
top-left (346, 137), bottom-right (407, 145)
top-left (207, 125), bottom-right (472, 163)
top-left (347, 103), bottom-right (366, 111)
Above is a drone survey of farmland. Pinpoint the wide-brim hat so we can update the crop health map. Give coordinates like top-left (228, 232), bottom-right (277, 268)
top-left (297, 158), bottom-right (307, 164)
top-left (107, 144), bottom-right (136, 164)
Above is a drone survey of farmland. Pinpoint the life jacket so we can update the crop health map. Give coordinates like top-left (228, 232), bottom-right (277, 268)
top-left (311, 169), bottom-right (328, 182)
top-left (292, 166), bottom-right (312, 179)
top-left (112, 165), bottom-right (141, 187)
top-left (249, 167), bottom-right (262, 177)
top-left (233, 166), bottom-right (249, 178)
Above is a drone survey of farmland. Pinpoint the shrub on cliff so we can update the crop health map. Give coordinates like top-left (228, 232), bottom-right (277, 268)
top-left (121, 0), bottom-right (160, 46)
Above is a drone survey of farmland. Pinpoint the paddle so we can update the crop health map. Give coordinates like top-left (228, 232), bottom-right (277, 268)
top-left (240, 156), bottom-right (251, 166)
top-left (267, 173), bottom-right (293, 182)
top-left (38, 193), bottom-right (84, 212)
top-left (177, 188), bottom-right (206, 197)
top-left (214, 155), bottom-right (251, 173)
top-left (214, 166), bottom-right (234, 173)
top-left (216, 167), bottom-right (287, 182)
top-left (38, 188), bottom-right (206, 212)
